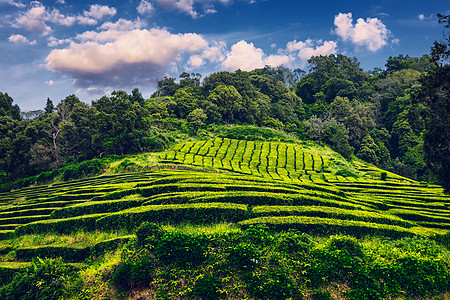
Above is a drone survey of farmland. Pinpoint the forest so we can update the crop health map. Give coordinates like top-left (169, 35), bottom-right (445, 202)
top-left (1, 50), bottom-right (449, 192)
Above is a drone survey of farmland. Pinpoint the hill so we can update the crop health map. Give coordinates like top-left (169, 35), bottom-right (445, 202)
top-left (0, 137), bottom-right (449, 299)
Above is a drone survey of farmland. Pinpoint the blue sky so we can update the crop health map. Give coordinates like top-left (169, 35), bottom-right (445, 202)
top-left (0, 0), bottom-right (448, 111)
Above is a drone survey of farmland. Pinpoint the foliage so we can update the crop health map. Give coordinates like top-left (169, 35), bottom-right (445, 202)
top-left (0, 258), bottom-right (78, 300)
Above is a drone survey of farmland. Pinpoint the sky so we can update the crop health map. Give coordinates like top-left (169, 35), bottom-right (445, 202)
top-left (0, 0), bottom-right (448, 111)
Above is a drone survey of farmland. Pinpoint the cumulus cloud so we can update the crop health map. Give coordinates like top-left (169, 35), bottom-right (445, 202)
top-left (83, 4), bottom-right (116, 20)
top-left (137, 0), bottom-right (154, 16)
top-left (1, 0), bottom-right (26, 8)
top-left (46, 28), bottom-right (209, 88)
top-left (186, 40), bottom-right (226, 70)
top-left (12, 1), bottom-right (99, 35)
top-left (265, 54), bottom-right (292, 67)
top-left (77, 4), bottom-right (116, 25)
top-left (334, 12), bottom-right (390, 52)
top-left (45, 80), bottom-right (54, 86)
top-left (286, 39), bottom-right (337, 60)
top-left (47, 36), bottom-right (71, 47)
top-left (12, 2), bottom-right (52, 35)
top-left (8, 34), bottom-right (37, 45)
top-left (222, 40), bottom-right (265, 71)
top-left (155, 0), bottom-right (232, 18)
top-left (222, 40), bottom-right (292, 72)
top-left (158, 0), bottom-right (197, 18)
top-left (99, 18), bottom-right (146, 31)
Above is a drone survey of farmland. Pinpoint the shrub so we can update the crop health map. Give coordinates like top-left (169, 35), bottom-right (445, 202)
top-left (190, 275), bottom-right (223, 300)
top-left (155, 231), bottom-right (208, 266)
top-left (226, 243), bottom-right (259, 271)
top-left (0, 258), bottom-right (78, 300)
top-left (245, 270), bottom-right (296, 300)
top-left (309, 236), bottom-right (365, 285)
top-left (389, 256), bottom-right (449, 297)
top-left (111, 257), bottom-right (155, 290)
top-left (277, 232), bottom-right (312, 254)
top-left (380, 172), bottom-right (387, 180)
top-left (135, 222), bottom-right (164, 246)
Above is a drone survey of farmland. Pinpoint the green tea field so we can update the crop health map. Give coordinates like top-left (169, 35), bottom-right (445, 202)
top-left (0, 138), bottom-right (448, 299)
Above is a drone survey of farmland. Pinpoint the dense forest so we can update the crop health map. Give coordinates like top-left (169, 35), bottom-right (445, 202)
top-left (0, 15), bottom-right (449, 191)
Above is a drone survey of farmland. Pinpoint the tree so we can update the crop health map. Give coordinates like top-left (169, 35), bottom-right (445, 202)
top-left (187, 108), bottom-right (207, 135)
top-left (304, 115), bottom-right (328, 146)
top-left (431, 14), bottom-right (450, 65)
top-left (130, 88), bottom-right (145, 106)
top-left (0, 92), bottom-right (21, 120)
top-left (413, 14), bottom-right (450, 191)
top-left (322, 119), bottom-right (354, 159)
top-left (173, 87), bottom-right (198, 118)
top-left (356, 134), bottom-right (380, 164)
top-left (44, 98), bottom-right (54, 114)
top-left (207, 85), bottom-right (243, 124)
top-left (413, 66), bottom-right (450, 191)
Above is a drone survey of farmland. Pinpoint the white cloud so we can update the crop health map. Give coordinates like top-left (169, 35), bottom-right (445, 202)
top-left (47, 36), bottom-right (71, 47)
top-left (199, 40), bottom-right (226, 63)
top-left (8, 34), bottom-right (37, 45)
top-left (12, 2), bottom-right (52, 35)
top-left (186, 55), bottom-right (204, 70)
top-left (222, 40), bottom-right (265, 71)
top-left (45, 80), bottom-right (54, 86)
top-left (11, 1), bottom-right (82, 35)
top-left (286, 39), bottom-right (337, 60)
top-left (334, 12), bottom-right (390, 52)
top-left (56, 0), bottom-right (65, 4)
top-left (158, 0), bottom-right (197, 18)
top-left (222, 40), bottom-right (292, 72)
top-left (418, 14), bottom-right (433, 21)
top-left (49, 9), bottom-right (76, 26)
top-left (46, 28), bottom-right (209, 88)
top-left (83, 4), bottom-right (116, 20)
top-left (99, 18), bottom-right (146, 31)
top-left (154, 0), bottom-right (233, 18)
top-left (265, 54), bottom-right (292, 67)
top-left (137, 0), bottom-right (154, 16)
top-left (1, 0), bottom-right (25, 8)
top-left (76, 16), bottom-right (97, 26)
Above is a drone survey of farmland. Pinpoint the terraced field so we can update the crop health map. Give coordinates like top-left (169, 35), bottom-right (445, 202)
top-left (0, 138), bottom-right (448, 279)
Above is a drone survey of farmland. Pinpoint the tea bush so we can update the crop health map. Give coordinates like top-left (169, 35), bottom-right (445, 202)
top-left (111, 257), bottom-right (155, 290)
top-left (0, 258), bottom-right (79, 300)
top-left (155, 231), bottom-right (208, 266)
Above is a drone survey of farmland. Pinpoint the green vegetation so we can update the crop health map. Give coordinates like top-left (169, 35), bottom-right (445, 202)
top-left (0, 135), bottom-right (448, 298)
top-left (0, 17), bottom-right (449, 299)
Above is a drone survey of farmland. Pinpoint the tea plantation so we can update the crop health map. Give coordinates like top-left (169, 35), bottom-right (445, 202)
top-left (0, 138), bottom-right (448, 299)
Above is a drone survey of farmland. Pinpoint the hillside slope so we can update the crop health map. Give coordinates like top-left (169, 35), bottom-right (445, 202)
top-left (0, 138), bottom-right (448, 299)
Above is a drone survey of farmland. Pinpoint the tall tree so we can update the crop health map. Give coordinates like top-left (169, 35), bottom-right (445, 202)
top-left (413, 14), bottom-right (450, 191)
top-left (207, 85), bottom-right (243, 124)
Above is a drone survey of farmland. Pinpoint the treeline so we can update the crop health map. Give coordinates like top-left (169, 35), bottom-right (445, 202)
top-left (0, 52), bottom-right (448, 190)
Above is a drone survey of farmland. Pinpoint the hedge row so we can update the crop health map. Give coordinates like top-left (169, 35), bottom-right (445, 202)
top-left (0, 230), bottom-right (14, 240)
top-left (388, 209), bottom-right (450, 223)
top-left (96, 203), bottom-right (249, 231)
top-left (202, 192), bottom-right (366, 210)
top-left (15, 203), bottom-right (249, 235)
top-left (14, 235), bottom-right (133, 262)
top-left (50, 199), bottom-right (143, 219)
top-left (15, 213), bottom-right (108, 235)
top-left (0, 201), bottom-right (83, 213)
top-left (238, 216), bottom-right (418, 239)
top-left (251, 206), bottom-right (415, 228)
top-left (0, 208), bottom-right (57, 219)
top-left (0, 215), bottom-right (50, 225)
